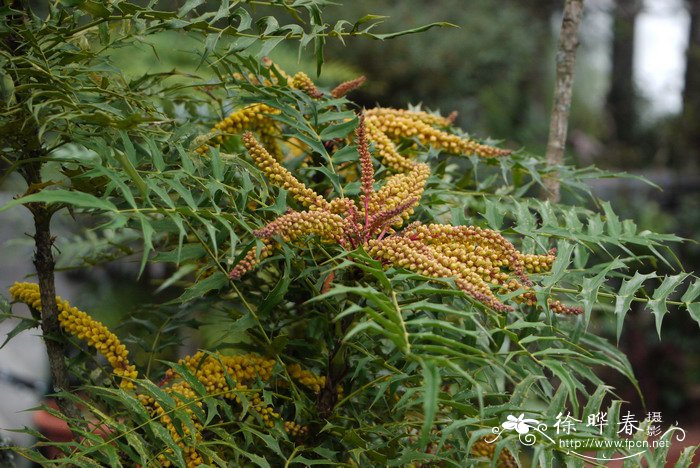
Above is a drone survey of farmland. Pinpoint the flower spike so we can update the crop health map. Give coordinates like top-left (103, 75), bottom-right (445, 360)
top-left (364, 107), bottom-right (511, 171)
top-left (10, 282), bottom-right (138, 389)
top-left (357, 113), bottom-right (375, 204)
top-left (196, 103), bottom-right (282, 158)
top-left (331, 75), bottom-right (367, 98)
top-left (242, 132), bottom-right (330, 211)
top-left (291, 71), bottom-right (324, 98)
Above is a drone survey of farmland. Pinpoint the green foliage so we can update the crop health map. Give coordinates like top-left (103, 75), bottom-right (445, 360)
top-left (1, 1), bottom-right (698, 466)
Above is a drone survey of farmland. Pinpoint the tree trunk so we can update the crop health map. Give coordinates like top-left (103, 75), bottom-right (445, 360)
top-left (20, 159), bottom-right (82, 424)
top-left (606, 0), bottom-right (641, 144)
top-left (544, 0), bottom-right (585, 203)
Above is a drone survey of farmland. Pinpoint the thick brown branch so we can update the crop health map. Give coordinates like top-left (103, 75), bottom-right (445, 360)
top-left (29, 203), bottom-right (82, 421)
top-left (544, 0), bottom-right (585, 202)
top-left (19, 151), bottom-right (81, 421)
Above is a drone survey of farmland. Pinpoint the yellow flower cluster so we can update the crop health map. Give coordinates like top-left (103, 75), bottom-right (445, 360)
top-left (283, 420), bottom-right (308, 438)
top-left (197, 69), bottom-right (507, 179)
top-left (254, 209), bottom-right (346, 243)
top-left (364, 107), bottom-right (511, 172)
top-left (230, 241), bottom-right (276, 280)
top-left (367, 235), bottom-right (513, 312)
top-left (287, 363), bottom-right (326, 393)
top-left (10, 282), bottom-right (332, 465)
top-left (368, 162), bottom-right (431, 224)
top-left (243, 131), bottom-right (330, 210)
top-left (230, 208), bottom-right (349, 279)
top-left (141, 351), bottom-right (329, 466)
top-left (367, 107), bottom-right (453, 127)
top-left (173, 351), bottom-right (275, 397)
top-left (396, 224), bottom-right (577, 314)
top-left (365, 117), bottom-right (417, 173)
top-left (293, 69), bottom-right (366, 99)
top-left (197, 63), bottom-right (367, 164)
top-left (251, 393), bottom-right (280, 428)
top-left (290, 71), bottom-right (324, 98)
top-left (230, 132), bottom-right (432, 279)
top-left (171, 352), bottom-right (328, 397)
top-left (406, 223), bottom-right (527, 279)
top-left (195, 103), bottom-right (282, 158)
top-left (521, 249), bottom-right (556, 273)
top-left (9, 282), bottom-right (138, 389)
top-left (141, 380), bottom-right (204, 468)
top-left (156, 446), bottom-right (203, 468)
top-left (470, 436), bottom-right (517, 468)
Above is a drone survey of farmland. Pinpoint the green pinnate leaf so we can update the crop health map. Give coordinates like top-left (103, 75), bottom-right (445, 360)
top-left (580, 258), bottom-right (626, 325)
top-left (681, 278), bottom-right (700, 303)
top-left (177, 272), bottom-right (228, 303)
top-left (614, 272), bottom-right (657, 342)
top-left (602, 201), bottom-right (621, 237)
top-left (0, 190), bottom-right (118, 213)
top-left (419, 359), bottom-right (440, 448)
top-left (319, 117), bottom-right (359, 140)
top-left (675, 445), bottom-right (698, 468)
top-left (646, 274), bottom-right (689, 339)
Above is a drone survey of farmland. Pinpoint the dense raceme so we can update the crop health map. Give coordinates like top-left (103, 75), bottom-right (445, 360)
top-left (364, 107), bottom-right (512, 171)
top-left (9, 282), bottom-right (138, 390)
top-left (207, 80), bottom-right (570, 316)
top-left (242, 131), bottom-right (331, 211)
top-left (194, 70), bottom-right (509, 175)
top-left (330, 75), bottom-right (367, 98)
top-left (195, 103), bottom-right (282, 158)
top-left (290, 71), bottom-right (324, 98)
top-left (145, 351), bottom-right (326, 467)
top-left (195, 63), bottom-right (360, 160)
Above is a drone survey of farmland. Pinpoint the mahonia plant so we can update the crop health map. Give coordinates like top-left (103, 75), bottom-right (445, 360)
top-left (2, 2), bottom-right (700, 467)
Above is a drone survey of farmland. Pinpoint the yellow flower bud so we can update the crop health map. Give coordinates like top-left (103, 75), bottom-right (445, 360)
top-left (9, 282), bottom-right (137, 390)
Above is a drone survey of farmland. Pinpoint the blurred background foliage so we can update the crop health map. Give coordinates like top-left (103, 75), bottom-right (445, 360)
top-left (324, 0), bottom-right (563, 148)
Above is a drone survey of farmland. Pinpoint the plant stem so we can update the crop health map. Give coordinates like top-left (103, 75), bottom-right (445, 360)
top-left (27, 197), bottom-right (82, 421)
top-left (544, 0), bottom-right (584, 202)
